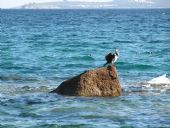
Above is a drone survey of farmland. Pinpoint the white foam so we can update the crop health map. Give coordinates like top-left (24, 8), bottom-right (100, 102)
top-left (148, 74), bottom-right (170, 85)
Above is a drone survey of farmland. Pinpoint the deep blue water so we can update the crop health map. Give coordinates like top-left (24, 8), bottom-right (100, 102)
top-left (0, 9), bottom-right (170, 128)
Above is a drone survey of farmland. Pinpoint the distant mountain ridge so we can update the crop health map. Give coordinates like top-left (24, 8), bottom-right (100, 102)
top-left (16, 1), bottom-right (116, 9)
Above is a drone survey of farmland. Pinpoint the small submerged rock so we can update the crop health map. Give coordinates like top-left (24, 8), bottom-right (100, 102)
top-left (51, 65), bottom-right (122, 97)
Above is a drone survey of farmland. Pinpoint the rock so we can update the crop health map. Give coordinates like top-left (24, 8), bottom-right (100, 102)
top-left (51, 65), bottom-right (122, 96)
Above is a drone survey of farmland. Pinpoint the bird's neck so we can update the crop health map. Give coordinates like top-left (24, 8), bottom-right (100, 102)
top-left (115, 51), bottom-right (119, 57)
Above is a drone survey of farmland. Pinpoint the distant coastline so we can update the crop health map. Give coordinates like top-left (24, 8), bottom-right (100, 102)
top-left (1, 1), bottom-right (170, 10)
top-left (13, 1), bottom-right (117, 9)
top-left (1, 0), bottom-right (170, 9)
top-left (7, 1), bottom-right (170, 10)
top-left (5, 8), bottom-right (170, 10)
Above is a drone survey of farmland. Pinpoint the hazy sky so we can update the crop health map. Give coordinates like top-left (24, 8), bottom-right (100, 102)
top-left (0, 0), bottom-right (170, 8)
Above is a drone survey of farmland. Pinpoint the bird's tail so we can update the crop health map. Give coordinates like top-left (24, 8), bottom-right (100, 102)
top-left (103, 63), bottom-right (107, 67)
top-left (104, 62), bottom-right (110, 67)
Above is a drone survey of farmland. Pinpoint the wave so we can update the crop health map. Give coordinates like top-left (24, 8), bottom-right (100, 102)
top-left (0, 75), bottom-right (41, 82)
top-left (123, 74), bottom-right (170, 95)
top-left (62, 63), bottom-right (91, 68)
top-left (147, 74), bottom-right (170, 86)
top-left (114, 40), bottom-right (132, 44)
top-left (137, 74), bottom-right (170, 91)
top-left (117, 62), bottom-right (155, 70)
top-left (0, 85), bottom-right (53, 95)
top-left (147, 40), bottom-right (168, 44)
top-left (69, 56), bottom-right (95, 61)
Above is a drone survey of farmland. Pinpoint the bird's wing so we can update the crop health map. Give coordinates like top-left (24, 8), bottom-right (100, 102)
top-left (105, 53), bottom-right (112, 61)
top-left (112, 54), bottom-right (115, 58)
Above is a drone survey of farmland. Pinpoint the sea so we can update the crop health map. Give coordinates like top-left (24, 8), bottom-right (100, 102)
top-left (0, 9), bottom-right (170, 128)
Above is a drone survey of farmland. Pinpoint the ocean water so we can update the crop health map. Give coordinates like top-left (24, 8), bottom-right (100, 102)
top-left (0, 9), bottom-right (170, 128)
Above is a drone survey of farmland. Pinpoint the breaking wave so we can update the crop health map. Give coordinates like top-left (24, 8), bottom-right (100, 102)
top-left (124, 74), bottom-right (170, 94)
top-left (141, 74), bottom-right (170, 93)
top-left (142, 74), bottom-right (170, 92)
top-left (148, 74), bottom-right (170, 85)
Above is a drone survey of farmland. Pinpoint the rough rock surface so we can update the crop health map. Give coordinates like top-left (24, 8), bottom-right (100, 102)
top-left (51, 65), bottom-right (122, 96)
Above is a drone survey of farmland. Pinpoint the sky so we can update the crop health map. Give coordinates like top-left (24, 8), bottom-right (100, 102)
top-left (0, 0), bottom-right (170, 8)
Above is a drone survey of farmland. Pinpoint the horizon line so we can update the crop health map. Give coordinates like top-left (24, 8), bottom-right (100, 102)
top-left (1, 7), bottom-right (170, 9)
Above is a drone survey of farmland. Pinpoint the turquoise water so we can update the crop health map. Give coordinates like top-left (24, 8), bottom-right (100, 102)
top-left (0, 9), bottom-right (170, 127)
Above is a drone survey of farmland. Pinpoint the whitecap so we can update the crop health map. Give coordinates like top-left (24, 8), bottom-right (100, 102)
top-left (141, 74), bottom-right (170, 92)
top-left (129, 74), bottom-right (170, 94)
top-left (148, 74), bottom-right (170, 85)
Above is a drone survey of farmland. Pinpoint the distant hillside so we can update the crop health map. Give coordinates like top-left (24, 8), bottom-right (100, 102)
top-left (16, 1), bottom-right (116, 9)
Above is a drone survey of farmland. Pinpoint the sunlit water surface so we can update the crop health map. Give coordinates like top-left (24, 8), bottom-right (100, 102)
top-left (0, 9), bottom-right (170, 128)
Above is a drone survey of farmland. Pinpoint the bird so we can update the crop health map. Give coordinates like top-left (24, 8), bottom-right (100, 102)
top-left (104, 49), bottom-right (119, 66)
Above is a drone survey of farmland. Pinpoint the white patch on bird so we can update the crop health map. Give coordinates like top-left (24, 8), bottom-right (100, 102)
top-left (113, 49), bottom-right (119, 63)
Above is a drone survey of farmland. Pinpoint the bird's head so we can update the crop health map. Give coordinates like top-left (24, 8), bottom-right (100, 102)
top-left (115, 49), bottom-right (119, 56)
top-left (115, 49), bottom-right (119, 52)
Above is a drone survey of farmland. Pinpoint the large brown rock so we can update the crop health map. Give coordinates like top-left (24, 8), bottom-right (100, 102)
top-left (51, 65), bottom-right (122, 96)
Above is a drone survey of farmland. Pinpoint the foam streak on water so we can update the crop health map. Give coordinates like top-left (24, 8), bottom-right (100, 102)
top-left (0, 9), bottom-right (170, 128)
